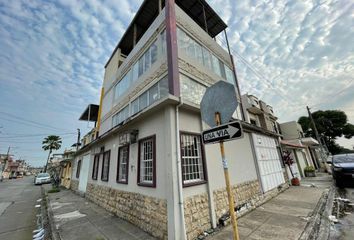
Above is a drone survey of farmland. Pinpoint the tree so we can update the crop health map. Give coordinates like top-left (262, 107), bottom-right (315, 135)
top-left (298, 110), bottom-right (354, 154)
top-left (42, 135), bottom-right (62, 172)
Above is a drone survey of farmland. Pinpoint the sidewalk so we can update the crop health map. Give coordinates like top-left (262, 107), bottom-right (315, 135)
top-left (208, 173), bottom-right (333, 240)
top-left (43, 185), bottom-right (156, 240)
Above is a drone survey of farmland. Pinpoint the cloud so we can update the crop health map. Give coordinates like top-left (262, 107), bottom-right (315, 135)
top-left (210, 0), bottom-right (354, 124)
top-left (0, 0), bottom-right (353, 165)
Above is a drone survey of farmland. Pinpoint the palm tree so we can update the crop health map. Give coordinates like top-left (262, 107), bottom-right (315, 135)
top-left (42, 135), bottom-right (62, 172)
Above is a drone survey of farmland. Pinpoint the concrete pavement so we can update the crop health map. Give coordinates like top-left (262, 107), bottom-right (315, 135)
top-left (44, 185), bottom-right (156, 240)
top-left (208, 173), bottom-right (333, 240)
top-left (0, 176), bottom-right (42, 240)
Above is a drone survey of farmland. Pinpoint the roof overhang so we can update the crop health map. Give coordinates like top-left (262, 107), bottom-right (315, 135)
top-left (301, 137), bottom-right (319, 146)
top-left (281, 140), bottom-right (305, 149)
top-left (79, 104), bottom-right (99, 122)
top-left (105, 0), bottom-right (227, 67)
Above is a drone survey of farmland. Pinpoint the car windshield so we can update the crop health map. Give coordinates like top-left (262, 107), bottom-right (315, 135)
top-left (333, 154), bottom-right (354, 163)
top-left (37, 173), bottom-right (50, 178)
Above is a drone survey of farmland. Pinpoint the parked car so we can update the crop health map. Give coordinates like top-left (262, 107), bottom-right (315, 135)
top-left (34, 173), bottom-right (51, 185)
top-left (332, 153), bottom-right (354, 187)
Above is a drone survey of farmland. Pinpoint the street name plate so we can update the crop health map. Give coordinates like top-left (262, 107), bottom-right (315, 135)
top-left (202, 121), bottom-right (243, 144)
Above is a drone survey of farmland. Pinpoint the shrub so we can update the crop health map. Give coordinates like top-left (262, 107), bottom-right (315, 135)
top-left (48, 187), bottom-right (60, 193)
top-left (304, 166), bottom-right (315, 172)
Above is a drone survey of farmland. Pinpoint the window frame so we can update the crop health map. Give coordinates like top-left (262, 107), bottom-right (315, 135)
top-left (117, 145), bottom-right (130, 184)
top-left (101, 150), bottom-right (110, 182)
top-left (92, 154), bottom-right (100, 180)
top-left (180, 131), bottom-right (208, 187)
top-left (137, 135), bottom-right (156, 188)
top-left (76, 159), bottom-right (81, 179)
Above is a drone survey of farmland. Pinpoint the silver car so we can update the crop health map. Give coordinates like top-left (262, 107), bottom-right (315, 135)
top-left (34, 173), bottom-right (51, 185)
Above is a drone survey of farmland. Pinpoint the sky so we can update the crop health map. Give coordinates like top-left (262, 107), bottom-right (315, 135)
top-left (0, 0), bottom-right (353, 167)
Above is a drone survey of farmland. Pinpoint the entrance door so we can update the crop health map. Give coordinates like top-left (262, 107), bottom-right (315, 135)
top-left (253, 133), bottom-right (285, 192)
top-left (78, 154), bottom-right (90, 193)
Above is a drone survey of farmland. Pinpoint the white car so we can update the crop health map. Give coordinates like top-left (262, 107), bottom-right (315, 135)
top-left (34, 173), bottom-right (51, 185)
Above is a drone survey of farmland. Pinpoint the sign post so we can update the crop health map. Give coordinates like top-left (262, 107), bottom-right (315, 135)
top-left (200, 81), bottom-right (242, 240)
top-left (215, 112), bottom-right (239, 240)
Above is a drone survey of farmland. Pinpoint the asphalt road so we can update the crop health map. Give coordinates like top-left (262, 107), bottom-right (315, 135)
top-left (335, 186), bottom-right (354, 240)
top-left (0, 176), bottom-right (42, 240)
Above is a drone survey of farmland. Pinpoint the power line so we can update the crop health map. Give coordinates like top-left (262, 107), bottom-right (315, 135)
top-left (215, 35), bottom-right (302, 108)
top-left (0, 132), bottom-right (76, 139)
top-left (0, 111), bottom-right (72, 131)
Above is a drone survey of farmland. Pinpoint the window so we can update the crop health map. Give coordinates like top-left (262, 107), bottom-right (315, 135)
top-left (180, 133), bottom-right (206, 186)
top-left (101, 150), bottom-right (110, 181)
top-left (132, 62), bottom-right (139, 82)
top-left (250, 119), bottom-right (257, 126)
top-left (117, 146), bottom-right (129, 184)
top-left (149, 83), bottom-right (159, 105)
top-left (131, 98), bottom-right (139, 115)
top-left (76, 160), bottom-right (81, 178)
top-left (180, 74), bottom-right (206, 105)
top-left (139, 91), bottom-right (148, 110)
top-left (144, 48), bottom-right (151, 71)
top-left (92, 154), bottom-right (99, 180)
top-left (138, 136), bottom-right (156, 187)
top-left (150, 40), bottom-right (158, 65)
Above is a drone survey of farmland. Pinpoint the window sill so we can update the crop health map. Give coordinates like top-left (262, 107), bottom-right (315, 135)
top-left (183, 180), bottom-right (207, 188)
top-left (138, 182), bottom-right (156, 188)
top-left (117, 180), bottom-right (128, 184)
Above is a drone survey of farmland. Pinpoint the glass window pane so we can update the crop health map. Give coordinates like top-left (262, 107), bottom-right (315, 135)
top-left (195, 42), bottom-right (203, 65)
top-left (225, 66), bottom-right (235, 85)
top-left (186, 37), bottom-right (195, 59)
top-left (202, 47), bottom-right (212, 69)
top-left (138, 56), bottom-right (144, 77)
top-left (131, 98), bottom-right (139, 115)
top-left (144, 49), bottom-right (151, 72)
top-left (149, 83), bottom-right (159, 104)
top-left (139, 91), bottom-right (148, 110)
top-left (151, 40), bottom-right (158, 65)
top-left (211, 54), bottom-right (221, 76)
top-left (161, 30), bottom-right (166, 56)
top-left (132, 62), bottom-right (139, 82)
top-left (219, 59), bottom-right (226, 79)
top-left (159, 76), bottom-right (168, 98)
top-left (180, 74), bottom-right (206, 105)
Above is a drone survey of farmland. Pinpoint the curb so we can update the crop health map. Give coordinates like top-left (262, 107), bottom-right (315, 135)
top-left (299, 184), bottom-right (335, 240)
top-left (41, 186), bottom-right (61, 240)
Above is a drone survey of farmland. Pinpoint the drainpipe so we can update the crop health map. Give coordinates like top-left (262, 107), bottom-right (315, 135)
top-left (175, 98), bottom-right (187, 240)
top-left (200, 118), bottom-right (217, 228)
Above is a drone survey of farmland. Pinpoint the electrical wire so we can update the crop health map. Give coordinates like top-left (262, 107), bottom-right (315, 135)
top-left (0, 111), bottom-right (72, 131)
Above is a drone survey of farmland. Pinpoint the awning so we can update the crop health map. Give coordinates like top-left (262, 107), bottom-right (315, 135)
top-left (79, 104), bottom-right (99, 122)
top-left (281, 140), bottom-right (305, 149)
top-left (105, 0), bottom-right (227, 67)
top-left (301, 137), bottom-right (319, 146)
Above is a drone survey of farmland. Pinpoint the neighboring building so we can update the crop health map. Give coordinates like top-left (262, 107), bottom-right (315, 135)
top-left (279, 121), bottom-right (323, 173)
top-left (240, 94), bottom-right (288, 186)
top-left (71, 1), bottom-right (288, 239)
top-left (59, 148), bottom-right (76, 189)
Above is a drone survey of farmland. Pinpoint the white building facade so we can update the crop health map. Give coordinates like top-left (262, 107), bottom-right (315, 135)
top-left (71, 1), bottom-right (289, 239)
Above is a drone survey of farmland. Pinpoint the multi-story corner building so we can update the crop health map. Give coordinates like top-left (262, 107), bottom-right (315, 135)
top-left (72, 1), bottom-right (288, 239)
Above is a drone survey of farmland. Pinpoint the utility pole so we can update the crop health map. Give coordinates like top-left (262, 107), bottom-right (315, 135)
top-left (76, 128), bottom-right (80, 151)
top-left (307, 106), bottom-right (327, 163)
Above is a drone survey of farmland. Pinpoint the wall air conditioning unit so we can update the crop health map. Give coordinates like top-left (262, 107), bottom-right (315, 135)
top-left (118, 130), bottom-right (139, 145)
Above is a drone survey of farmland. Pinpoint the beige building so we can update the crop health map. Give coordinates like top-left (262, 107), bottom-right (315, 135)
top-left (71, 1), bottom-right (289, 239)
top-left (279, 121), bottom-right (323, 175)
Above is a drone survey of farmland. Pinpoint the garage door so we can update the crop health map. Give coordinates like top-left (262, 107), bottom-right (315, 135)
top-left (252, 133), bottom-right (285, 192)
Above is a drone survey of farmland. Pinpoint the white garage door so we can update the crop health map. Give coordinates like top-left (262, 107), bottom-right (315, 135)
top-left (252, 134), bottom-right (285, 192)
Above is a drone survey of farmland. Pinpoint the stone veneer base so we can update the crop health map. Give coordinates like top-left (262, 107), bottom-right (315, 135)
top-left (85, 183), bottom-right (168, 239)
top-left (184, 180), bottom-right (290, 240)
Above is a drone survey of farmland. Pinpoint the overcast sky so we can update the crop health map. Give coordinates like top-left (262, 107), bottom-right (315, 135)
top-left (0, 0), bottom-right (353, 166)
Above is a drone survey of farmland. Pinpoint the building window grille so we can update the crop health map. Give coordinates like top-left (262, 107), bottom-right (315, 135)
top-left (180, 133), bottom-right (206, 186)
top-left (76, 160), bottom-right (81, 178)
top-left (117, 146), bottom-right (129, 184)
top-left (101, 150), bottom-right (110, 181)
top-left (138, 136), bottom-right (156, 187)
top-left (92, 154), bottom-right (99, 180)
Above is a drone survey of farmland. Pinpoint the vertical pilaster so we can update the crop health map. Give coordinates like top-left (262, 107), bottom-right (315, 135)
top-left (165, 0), bottom-right (180, 96)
